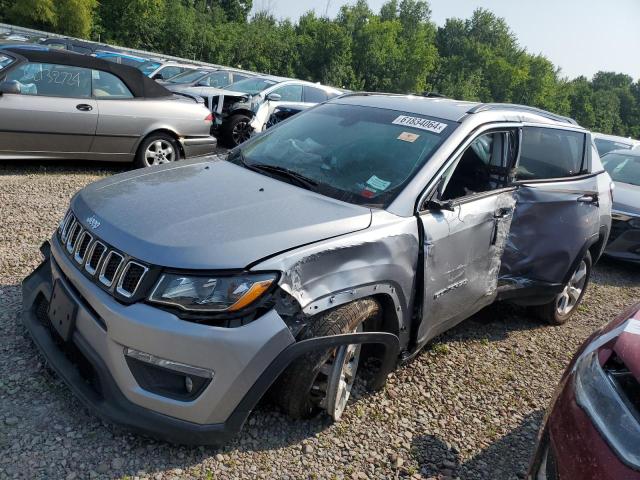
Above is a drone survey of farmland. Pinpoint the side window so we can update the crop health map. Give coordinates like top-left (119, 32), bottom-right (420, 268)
top-left (91, 70), bottom-right (133, 99)
top-left (160, 67), bottom-right (182, 79)
top-left (304, 86), bottom-right (328, 103)
top-left (439, 131), bottom-right (516, 201)
top-left (517, 127), bottom-right (586, 180)
top-left (202, 71), bottom-right (230, 87)
top-left (271, 84), bottom-right (303, 102)
top-left (4, 62), bottom-right (91, 98)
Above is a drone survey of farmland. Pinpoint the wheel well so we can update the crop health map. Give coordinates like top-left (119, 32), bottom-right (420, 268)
top-left (229, 109), bottom-right (253, 120)
top-left (588, 227), bottom-right (609, 265)
top-left (137, 129), bottom-right (184, 158)
top-left (370, 294), bottom-right (401, 338)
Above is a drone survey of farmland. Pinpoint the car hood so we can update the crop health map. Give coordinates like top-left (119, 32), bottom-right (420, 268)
top-left (71, 157), bottom-right (372, 269)
top-left (613, 181), bottom-right (640, 216)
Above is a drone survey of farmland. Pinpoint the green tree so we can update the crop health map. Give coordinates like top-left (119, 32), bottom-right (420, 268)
top-left (7, 0), bottom-right (57, 31)
top-left (98, 0), bottom-right (166, 49)
top-left (56, 0), bottom-right (98, 38)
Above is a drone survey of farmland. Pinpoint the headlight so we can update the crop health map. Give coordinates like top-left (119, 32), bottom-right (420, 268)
top-left (149, 272), bottom-right (277, 313)
top-left (574, 349), bottom-right (640, 469)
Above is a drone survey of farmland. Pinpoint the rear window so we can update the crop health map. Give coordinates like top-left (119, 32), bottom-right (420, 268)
top-left (517, 127), bottom-right (586, 180)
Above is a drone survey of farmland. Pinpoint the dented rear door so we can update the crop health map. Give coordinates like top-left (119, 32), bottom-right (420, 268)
top-left (499, 125), bottom-right (599, 290)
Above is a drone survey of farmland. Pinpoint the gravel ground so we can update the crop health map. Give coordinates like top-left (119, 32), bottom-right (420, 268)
top-left (1, 160), bottom-right (639, 480)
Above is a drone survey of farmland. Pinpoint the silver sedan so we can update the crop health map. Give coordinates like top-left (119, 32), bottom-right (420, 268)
top-left (0, 48), bottom-right (217, 168)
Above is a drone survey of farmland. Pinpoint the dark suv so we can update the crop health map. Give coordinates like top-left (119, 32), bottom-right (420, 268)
top-left (22, 94), bottom-right (612, 444)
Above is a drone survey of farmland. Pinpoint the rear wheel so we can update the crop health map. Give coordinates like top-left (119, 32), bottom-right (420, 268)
top-left (222, 114), bottom-right (252, 147)
top-left (272, 298), bottom-right (380, 420)
top-left (534, 251), bottom-right (592, 325)
top-left (134, 132), bottom-right (180, 169)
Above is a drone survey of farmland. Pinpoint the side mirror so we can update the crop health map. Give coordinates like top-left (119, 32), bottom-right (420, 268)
top-left (0, 80), bottom-right (21, 95)
top-left (424, 199), bottom-right (455, 211)
top-left (266, 92), bottom-right (281, 101)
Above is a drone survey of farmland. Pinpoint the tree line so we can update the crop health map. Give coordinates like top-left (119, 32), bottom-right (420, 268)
top-left (2, 0), bottom-right (639, 137)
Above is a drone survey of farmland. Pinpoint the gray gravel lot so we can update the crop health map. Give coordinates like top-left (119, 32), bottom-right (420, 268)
top-left (1, 160), bottom-right (639, 480)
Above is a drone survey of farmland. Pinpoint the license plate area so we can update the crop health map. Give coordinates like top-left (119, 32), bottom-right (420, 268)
top-left (48, 280), bottom-right (77, 342)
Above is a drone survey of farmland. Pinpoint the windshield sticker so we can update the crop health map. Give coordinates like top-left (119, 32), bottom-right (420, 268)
top-left (367, 175), bottom-right (391, 191)
top-left (360, 188), bottom-right (376, 198)
top-left (392, 115), bottom-right (447, 134)
top-left (624, 319), bottom-right (640, 336)
top-left (397, 131), bottom-right (420, 143)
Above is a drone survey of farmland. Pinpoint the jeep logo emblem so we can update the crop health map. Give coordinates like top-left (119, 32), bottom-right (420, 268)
top-left (86, 216), bottom-right (101, 229)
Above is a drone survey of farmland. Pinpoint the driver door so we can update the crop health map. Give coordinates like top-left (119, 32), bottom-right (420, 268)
top-left (415, 128), bottom-right (519, 345)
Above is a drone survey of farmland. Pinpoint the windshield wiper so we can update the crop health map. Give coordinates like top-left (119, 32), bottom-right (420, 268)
top-left (245, 162), bottom-right (318, 190)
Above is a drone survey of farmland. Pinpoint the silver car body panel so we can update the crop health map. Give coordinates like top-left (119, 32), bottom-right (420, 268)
top-left (48, 235), bottom-right (295, 424)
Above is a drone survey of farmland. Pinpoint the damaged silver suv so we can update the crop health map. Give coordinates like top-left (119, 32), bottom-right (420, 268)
top-left (22, 94), bottom-right (612, 444)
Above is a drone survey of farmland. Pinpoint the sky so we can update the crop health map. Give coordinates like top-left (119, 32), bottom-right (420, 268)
top-left (251, 0), bottom-right (640, 81)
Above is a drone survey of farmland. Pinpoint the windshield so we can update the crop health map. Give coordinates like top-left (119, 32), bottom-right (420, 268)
top-left (138, 61), bottom-right (162, 76)
top-left (226, 77), bottom-right (277, 95)
top-left (603, 153), bottom-right (640, 187)
top-left (595, 138), bottom-right (633, 156)
top-left (166, 69), bottom-right (211, 84)
top-left (231, 103), bottom-right (456, 207)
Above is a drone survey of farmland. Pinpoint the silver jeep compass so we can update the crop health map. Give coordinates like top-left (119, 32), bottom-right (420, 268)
top-left (22, 94), bottom-right (612, 444)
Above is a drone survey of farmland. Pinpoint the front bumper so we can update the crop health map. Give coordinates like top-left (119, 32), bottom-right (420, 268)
top-left (23, 239), bottom-right (400, 444)
top-left (180, 136), bottom-right (218, 158)
top-left (528, 374), bottom-right (640, 480)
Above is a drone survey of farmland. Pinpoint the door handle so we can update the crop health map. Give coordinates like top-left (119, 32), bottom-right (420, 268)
top-left (76, 104), bottom-right (93, 112)
top-left (577, 194), bottom-right (598, 205)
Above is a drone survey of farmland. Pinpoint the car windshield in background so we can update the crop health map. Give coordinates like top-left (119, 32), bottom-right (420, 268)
top-left (603, 153), bottom-right (640, 186)
top-left (226, 77), bottom-right (277, 95)
top-left (166, 69), bottom-right (211, 84)
top-left (138, 61), bottom-right (162, 76)
top-left (595, 138), bottom-right (633, 156)
top-left (0, 54), bottom-right (13, 70)
top-left (233, 103), bottom-right (455, 207)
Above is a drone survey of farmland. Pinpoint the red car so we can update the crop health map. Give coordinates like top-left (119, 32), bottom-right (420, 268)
top-left (529, 303), bottom-right (640, 479)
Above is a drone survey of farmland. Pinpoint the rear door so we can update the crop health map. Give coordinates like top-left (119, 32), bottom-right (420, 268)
top-left (0, 61), bottom-right (97, 158)
top-left (499, 125), bottom-right (600, 289)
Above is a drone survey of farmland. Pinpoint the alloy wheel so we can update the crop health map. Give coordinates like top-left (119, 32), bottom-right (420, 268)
top-left (144, 140), bottom-right (176, 166)
top-left (556, 259), bottom-right (588, 316)
top-left (232, 120), bottom-right (251, 145)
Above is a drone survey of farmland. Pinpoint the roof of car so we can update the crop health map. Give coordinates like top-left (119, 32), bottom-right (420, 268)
top-left (5, 48), bottom-right (172, 98)
top-left (331, 93), bottom-right (580, 125)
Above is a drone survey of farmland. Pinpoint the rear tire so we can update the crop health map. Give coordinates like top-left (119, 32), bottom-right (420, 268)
top-left (222, 114), bottom-right (252, 147)
top-left (134, 132), bottom-right (180, 169)
top-left (272, 298), bottom-right (381, 420)
top-left (534, 251), bottom-right (592, 325)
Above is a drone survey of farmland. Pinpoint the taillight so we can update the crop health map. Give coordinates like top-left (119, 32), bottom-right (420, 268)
top-left (204, 113), bottom-right (213, 123)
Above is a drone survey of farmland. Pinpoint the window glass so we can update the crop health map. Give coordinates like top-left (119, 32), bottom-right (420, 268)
top-left (4, 62), bottom-right (91, 98)
top-left (594, 138), bottom-right (633, 156)
top-left (91, 70), bottom-right (133, 99)
top-left (517, 127), bottom-right (586, 180)
top-left (166, 69), bottom-right (211, 84)
top-left (233, 103), bottom-right (456, 207)
top-left (159, 66), bottom-right (183, 79)
top-left (47, 42), bottom-right (67, 50)
top-left (71, 46), bottom-right (91, 54)
top-left (232, 73), bottom-right (249, 83)
top-left (226, 77), bottom-right (277, 95)
top-left (119, 56), bottom-right (145, 67)
top-left (602, 153), bottom-right (640, 187)
top-left (201, 71), bottom-right (230, 87)
top-left (440, 131), bottom-right (514, 200)
top-left (272, 84), bottom-right (303, 102)
top-left (304, 86), bottom-right (328, 103)
top-left (0, 54), bottom-right (14, 70)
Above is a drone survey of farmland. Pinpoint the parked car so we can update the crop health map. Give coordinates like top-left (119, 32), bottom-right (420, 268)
top-left (163, 67), bottom-right (254, 94)
top-left (40, 38), bottom-right (117, 55)
top-left (250, 101), bottom-right (311, 133)
top-left (602, 149), bottom-right (640, 263)
top-left (0, 48), bottom-right (216, 168)
top-left (593, 132), bottom-right (640, 156)
top-left (202, 75), bottom-right (343, 146)
top-left (22, 95), bottom-right (611, 444)
top-left (139, 61), bottom-right (197, 81)
top-left (528, 302), bottom-right (640, 480)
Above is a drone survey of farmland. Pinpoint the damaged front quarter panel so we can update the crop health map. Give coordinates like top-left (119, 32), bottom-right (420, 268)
top-left (252, 210), bottom-right (420, 347)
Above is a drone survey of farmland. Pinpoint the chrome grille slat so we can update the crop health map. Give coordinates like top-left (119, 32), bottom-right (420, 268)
top-left (116, 261), bottom-right (149, 298)
top-left (66, 221), bottom-right (82, 254)
top-left (98, 251), bottom-right (124, 287)
top-left (74, 231), bottom-right (93, 264)
top-left (85, 241), bottom-right (106, 276)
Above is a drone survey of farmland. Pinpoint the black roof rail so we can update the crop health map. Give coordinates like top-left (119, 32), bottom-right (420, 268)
top-left (466, 103), bottom-right (579, 126)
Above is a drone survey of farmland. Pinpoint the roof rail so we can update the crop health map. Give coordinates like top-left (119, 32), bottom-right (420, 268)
top-left (466, 103), bottom-right (579, 126)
